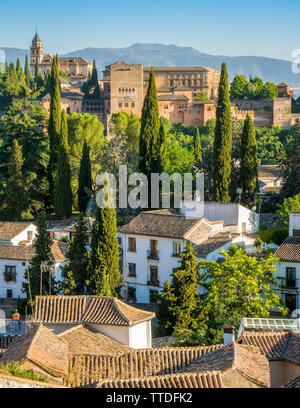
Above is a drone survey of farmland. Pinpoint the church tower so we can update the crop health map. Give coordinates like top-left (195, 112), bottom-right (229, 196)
top-left (30, 31), bottom-right (44, 66)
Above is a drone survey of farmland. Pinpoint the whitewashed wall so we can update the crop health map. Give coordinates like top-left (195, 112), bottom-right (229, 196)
top-left (10, 225), bottom-right (37, 246)
top-left (289, 213), bottom-right (300, 237)
top-left (0, 259), bottom-right (27, 298)
top-left (275, 261), bottom-right (300, 309)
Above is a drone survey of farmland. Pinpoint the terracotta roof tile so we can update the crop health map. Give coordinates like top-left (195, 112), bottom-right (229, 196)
top-left (194, 232), bottom-right (240, 259)
top-left (258, 165), bottom-right (281, 179)
top-left (274, 237), bottom-right (300, 263)
top-left (282, 375), bottom-right (300, 388)
top-left (237, 331), bottom-right (289, 360)
top-left (0, 245), bottom-right (36, 260)
top-left (50, 241), bottom-right (68, 263)
top-left (33, 296), bottom-right (155, 326)
top-left (0, 222), bottom-right (33, 241)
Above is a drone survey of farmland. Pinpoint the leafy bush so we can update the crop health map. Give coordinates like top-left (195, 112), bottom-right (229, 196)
top-left (259, 228), bottom-right (288, 245)
top-left (0, 361), bottom-right (49, 382)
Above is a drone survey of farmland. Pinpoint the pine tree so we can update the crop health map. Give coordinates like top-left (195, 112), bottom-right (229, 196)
top-left (213, 62), bottom-right (232, 202)
top-left (78, 140), bottom-right (93, 213)
top-left (158, 120), bottom-right (167, 173)
top-left (62, 213), bottom-right (90, 294)
top-left (5, 139), bottom-right (28, 221)
top-left (48, 55), bottom-right (61, 206)
top-left (240, 114), bottom-right (258, 205)
top-left (22, 211), bottom-right (55, 304)
top-left (89, 205), bottom-right (122, 297)
top-left (194, 128), bottom-right (202, 164)
top-left (157, 243), bottom-right (200, 335)
top-left (139, 68), bottom-right (160, 205)
top-left (54, 110), bottom-right (72, 219)
top-left (24, 55), bottom-right (32, 89)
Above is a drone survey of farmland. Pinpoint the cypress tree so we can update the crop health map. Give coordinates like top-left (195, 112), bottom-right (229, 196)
top-left (240, 114), bottom-right (258, 205)
top-left (5, 139), bottom-right (28, 221)
top-left (158, 120), bottom-right (167, 173)
top-left (23, 211), bottom-right (55, 303)
top-left (24, 55), bottom-right (32, 89)
top-left (62, 213), bottom-right (90, 294)
top-left (280, 122), bottom-right (300, 198)
top-left (48, 55), bottom-right (61, 206)
top-left (157, 243), bottom-right (200, 335)
top-left (54, 110), bottom-right (72, 219)
top-left (34, 59), bottom-right (43, 89)
top-left (213, 62), bottom-right (232, 202)
top-left (78, 140), bottom-right (93, 213)
top-left (89, 205), bottom-right (122, 297)
top-left (194, 128), bottom-right (202, 164)
top-left (139, 68), bottom-right (160, 205)
top-left (90, 59), bottom-right (101, 98)
top-left (16, 58), bottom-right (24, 82)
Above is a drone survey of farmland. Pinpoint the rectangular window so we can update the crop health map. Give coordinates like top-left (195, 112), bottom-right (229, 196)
top-left (127, 286), bottom-right (136, 302)
top-left (172, 241), bottom-right (181, 257)
top-left (118, 103), bottom-right (122, 108)
top-left (131, 102), bottom-right (135, 108)
top-left (285, 294), bottom-right (297, 312)
top-left (128, 263), bottom-right (136, 278)
top-left (27, 230), bottom-right (33, 241)
top-left (286, 267), bottom-right (296, 288)
top-left (164, 105), bottom-right (168, 109)
top-left (150, 266), bottom-right (158, 285)
top-left (6, 289), bottom-right (12, 299)
top-left (293, 229), bottom-right (300, 237)
top-left (125, 103), bottom-right (129, 107)
top-left (128, 237), bottom-right (136, 252)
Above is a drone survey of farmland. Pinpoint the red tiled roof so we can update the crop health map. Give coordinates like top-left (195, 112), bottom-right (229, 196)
top-left (274, 237), bottom-right (300, 263)
top-left (237, 331), bottom-right (289, 360)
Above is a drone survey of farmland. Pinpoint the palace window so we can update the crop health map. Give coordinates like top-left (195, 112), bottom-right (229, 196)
top-left (125, 103), bottom-right (129, 107)
top-left (128, 263), bottom-right (136, 278)
top-left (119, 103), bottom-right (122, 108)
top-left (128, 237), bottom-right (136, 252)
top-left (131, 102), bottom-right (135, 108)
top-left (164, 105), bottom-right (168, 109)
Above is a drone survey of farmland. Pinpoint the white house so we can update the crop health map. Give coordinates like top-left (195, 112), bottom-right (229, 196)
top-left (180, 201), bottom-right (259, 234)
top-left (33, 295), bottom-right (155, 349)
top-left (274, 212), bottom-right (300, 312)
top-left (258, 165), bottom-right (283, 194)
top-left (120, 209), bottom-right (256, 304)
top-left (0, 222), bottom-right (37, 246)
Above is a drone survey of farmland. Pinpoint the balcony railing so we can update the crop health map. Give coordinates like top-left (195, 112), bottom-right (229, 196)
top-left (147, 249), bottom-right (159, 260)
top-left (0, 319), bottom-right (30, 337)
top-left (279, 278), bottom-right (298, 291)
top-left (147, 280), bottom-right (160, 287)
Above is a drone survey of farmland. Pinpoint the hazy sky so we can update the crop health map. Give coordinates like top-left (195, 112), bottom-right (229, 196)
top-left (0, 0), bottom-right (298, 60)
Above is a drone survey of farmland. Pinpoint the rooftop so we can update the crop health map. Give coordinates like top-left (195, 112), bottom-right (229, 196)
top-left (33, 295), bottom-right (155, 326)
top-left (0, 222), bottom-right (33, 241)
top-left (194, 232), bottom-right (241, 259)
top-left (274, 237), bottom-right (300, 263)
top-left (258, 165), bottom-right (282, 179)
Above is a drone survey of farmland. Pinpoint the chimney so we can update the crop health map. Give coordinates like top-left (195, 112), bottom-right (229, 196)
top-left (224, 326), bottom-right (235, 344)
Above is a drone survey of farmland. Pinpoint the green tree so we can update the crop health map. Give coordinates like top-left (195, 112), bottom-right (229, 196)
top-left (24, 55), bottom-right (32, 89)
top-left (16, 58), bottom-right (25, 83)
top-left (34, 60), bottom-right (43, 90)
top-left (230, 75), bottom-right (248, 100)
top-left (23, 212), bottom-right (55, 304)
top-left (158, 120), bottom-right (168, 173)
top-left (194, 128), bottom-right (202, 164)
top-left (213, 63), bottom-right (232, 202)
top-left (277, 193), bottom-right (300, 226)
top-left (126, 113), bottom-right (141, 152)
top-left (250, 77), bottom-right (264, 98)
top-left (78, 140), bottom-right (92, 213)
top-left (240, 114), bottom-right (258, 205)
top-left (62, 213), bottom-right (90, 294)
top-left (261, 82), bottom-right (278, 100)
top-left (48, 55), bottom-right (61, 206)
top-left (157, 243), bottom-right (200, 335)
top-left (54, 110), bottom-right (72, 219)
top-left (280, 122), bottom-right (300, 198)
top-left (89, 204), bottom-right (122, 297)
top-left (199, 245), bottom-right (287, 344)
top-left (139, 68), bottom-right (160, 180)
top-left (4, 139), bottom-right (28, 220)
top-left (196, 91), bottom-right (208, 102)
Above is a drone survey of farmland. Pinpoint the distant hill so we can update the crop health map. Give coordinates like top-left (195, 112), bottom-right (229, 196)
top-left (1, 43), bottom-right (300, 89)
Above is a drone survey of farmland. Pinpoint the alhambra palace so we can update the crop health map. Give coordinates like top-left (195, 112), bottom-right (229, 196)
top-left (30, 33), bottom-right (300, 130)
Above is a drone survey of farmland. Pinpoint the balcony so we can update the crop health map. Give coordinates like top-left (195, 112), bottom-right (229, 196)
top-left (147, 280), bottom-right (160, 287)
top-left (147, 249), bottom-right (159, 260)
top-left (278, 278), bottom-right (298, 291)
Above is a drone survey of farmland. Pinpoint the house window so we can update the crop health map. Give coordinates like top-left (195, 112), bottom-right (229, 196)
top-left (293, 229), bottom-right (300, 237)
top-left (127, 286), bottom-right (136, 302)
top-left (149, 290), bottom-right (160, 304)
top-left (149, 266), bottom-right (159, 286)
top-left (6, 289), bottom-right (13, 299)
top-left (172, 241), bottom-right (181, 257)
top-left (27, 230), bottom-right (33, 241)
top-left (286, 267), bottom-right (296, 288)
top-left (285, 294), bottom-right (297, 313)
top-left (4, 266), bottom-right (16, 283)
top-left (128, 237), bottom-right (136, 252)
top-left (128, 263), bottom-right (136, 278)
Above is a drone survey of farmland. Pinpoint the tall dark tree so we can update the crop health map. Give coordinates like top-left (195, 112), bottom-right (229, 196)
top-left (158, 120), bottom-right (167, 173)
top-left (48, 55), bottom-right (61, 206)
top-left (62, 213), bottom-right (90, 294)
top-left (139, 68), bottom-right (160, 205)
top-left (16, 58), bottom-right (25, 83)
top-left (157, 243), bottom-right (200, 335)
top-left (89, 205), bottom-right (122, 297)
top-left (34, 59), bottom-right (43, 89)
top-left (4, 139), bottom-right (28, 220)
top-left (78, 140), bottom-right (93, 213)
top-left (240, 114), bottom-right (258, 205)
top-left (24, 55), bottom-right (32, 89)
top-left (54, 110), bottom-right (72, 219)
top-left (213, 63), bottom-right (232, 202)
top-left (194, 128), bottom-right (202, 164)
top-left (23, 211), bottom-right (55, 304)
top-left (280, 121), bottom-right (300, 198)
top-left (91, 59), bottom-right (101, 98)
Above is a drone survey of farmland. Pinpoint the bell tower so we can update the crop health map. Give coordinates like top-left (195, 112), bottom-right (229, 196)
top-left (30, 31), bottom-right (44, 67)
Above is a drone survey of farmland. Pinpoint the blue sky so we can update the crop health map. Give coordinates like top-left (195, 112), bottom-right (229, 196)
top-left (0, 0), bottom-right (298, 60)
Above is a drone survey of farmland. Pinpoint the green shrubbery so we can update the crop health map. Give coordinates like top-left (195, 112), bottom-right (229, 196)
top-left (0, 361), bottom-right (49, 382)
